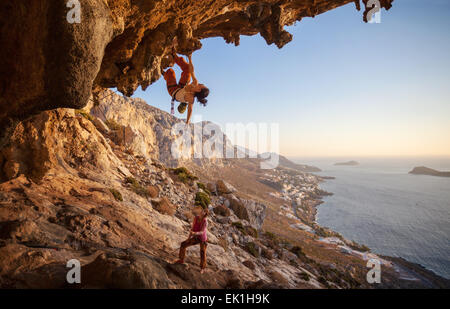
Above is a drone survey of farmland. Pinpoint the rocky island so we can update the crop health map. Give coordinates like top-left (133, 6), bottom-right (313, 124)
top-left (409, 166), bottom-right (450, 177)
top-left (334, 160), bottom-right (359, 166)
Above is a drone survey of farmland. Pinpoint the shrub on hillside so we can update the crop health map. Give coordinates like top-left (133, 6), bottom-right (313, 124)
top-left (196, 182), bottom-right (211, 195)
top-left (348, 241), bottom-right (371, 253)
top-left (261, 247), bottom-right (274, 260)
top-left (299, 272), bottom-right (310, 281)
top-left (263, 231), bottom-right (281, 250)
top-left (105, 118), bottom-right (121, 131)
top-left (170, 167), bottom-right (198, 184)
top-left (232, 221), bottom-right (258, 238)
top-left (244, 226), bottom-right (258, 238)
top-left (264, 231), bottom-right (278, 242)
top-left (195, 191), bottom-right (210, 209)
top-left (314, 225), bottom-right (344, 240)
top-left (316, 263), bottom-right (361, 289)
top-left (109, 188), bottom-right (123, 202)
top-left (290, 246), bottom-right (306, 258)
top-left (290, 245), bottom-right (313, 264)
top-left (245, 242), bottom-right (259, 258)
top-left (75, 109), bottom-right (94, 122)
top-left (232, 221), bottom-right (245, 233)
top-left (125, 176), bottom-right (150, 197)
top-left (318, 276), bottom-right (329, 288)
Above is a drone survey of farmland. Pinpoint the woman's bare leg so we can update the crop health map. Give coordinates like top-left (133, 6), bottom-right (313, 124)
top-left (176, 238), bottom-right (198, 263)
top-left (199, 242), bottom-right (207, 272)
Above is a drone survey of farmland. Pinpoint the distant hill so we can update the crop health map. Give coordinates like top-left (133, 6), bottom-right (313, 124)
top-left (259, 153), bottom-right (321, 172)
top-left (334, 160), bottom-right (359, 166)
top-left (279, 155), bottom-right (322, 172)
top-left (409, 166), bottom-right (450, 177)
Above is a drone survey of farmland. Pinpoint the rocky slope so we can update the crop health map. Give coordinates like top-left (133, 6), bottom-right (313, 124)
top-left (0, 107), bottom-right (319, 288)
top-left (0, 92), bottom-right (448, 289)
top-left (89, 89), bottom-right (235, 168)
top-left (0, 0), bottom-right (395, 130)
top-left (3, 0), bottom-right (448, 290)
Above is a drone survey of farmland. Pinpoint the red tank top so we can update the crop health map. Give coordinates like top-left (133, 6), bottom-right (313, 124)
top-left (193, 216), bottom-right (207, 242)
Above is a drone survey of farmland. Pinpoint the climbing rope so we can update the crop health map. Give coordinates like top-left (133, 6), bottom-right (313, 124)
top-left (89, 89), bottom-right (124, 120)
top-left (90, 89), bottom-right (148, 177)
top-left (89, 89), bottom-right (123, 105)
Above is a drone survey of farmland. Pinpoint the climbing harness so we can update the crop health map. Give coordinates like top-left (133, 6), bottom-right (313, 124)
top-left (170, 87), bottom-right (183, 115)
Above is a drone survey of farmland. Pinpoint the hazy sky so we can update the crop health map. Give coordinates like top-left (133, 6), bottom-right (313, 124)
top-left (133, 0), bottom-right (450, 157)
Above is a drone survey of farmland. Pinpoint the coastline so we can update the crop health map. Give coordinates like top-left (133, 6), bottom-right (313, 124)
top-left (311, 174), bottom-right (450, 286)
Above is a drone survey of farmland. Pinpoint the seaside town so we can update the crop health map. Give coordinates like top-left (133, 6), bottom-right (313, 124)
top-left (259, 168), bottom-right (333, 231)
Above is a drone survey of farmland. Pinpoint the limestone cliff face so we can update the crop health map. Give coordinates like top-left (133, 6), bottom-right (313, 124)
top-left (90, 90), bottom-right (235, 167)
top-left (0, 108), bottom-right (130, 183)
top-left (0, 0), bottom-right (394, 129)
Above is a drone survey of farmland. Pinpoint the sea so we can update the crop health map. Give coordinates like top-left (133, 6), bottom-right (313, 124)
top-left (292, 156), bottom-right (450, 279)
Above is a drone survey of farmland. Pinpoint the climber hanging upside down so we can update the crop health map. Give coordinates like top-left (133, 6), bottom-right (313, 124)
top-left (163, 49), bottom-right (210, 124)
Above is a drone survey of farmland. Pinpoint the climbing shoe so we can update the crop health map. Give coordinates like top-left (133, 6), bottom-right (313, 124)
top-left (177, 102), bottom-right (187, 114)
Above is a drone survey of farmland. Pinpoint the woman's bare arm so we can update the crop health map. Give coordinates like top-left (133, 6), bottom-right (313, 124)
top-left (188, 219), bottom-right (195, 238)
top-left (186, 102), bottom-right (193, 124)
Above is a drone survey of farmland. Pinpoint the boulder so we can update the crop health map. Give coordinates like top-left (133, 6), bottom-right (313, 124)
top-left (240, 199), bottom-right (267, 229)
top-left (113, 124), bottom-right (137, 147)
top-left (216, 180), bottom-right (236, 195)
top-left (222, 270), bottom-right (244, 289)
top-left (81, 252), bottom-right (171, 288)
top-left (165, 261), bottom-right (226, 288)
top-left (147, 185), bottom-right (159, 198)
top-left (92, 117), bottom-right (110, 135)
top-left (216, 216), bottom-right (231, 225)
top-left (242, 260), bottom-right (256, 270)
top-left (165, 263), bottom-right (191, 281)
top-left (206, 183), bottom-right (217, 194)
top-left (261, 247), bottom-right (274, 260)
top-left (152, 197), bottom-right (176, 216)
top-left (213, 205), bottom-right (231, 217)
top-left (268, 269), bottom-right (290, 287)
top-left (228, 198), bottom-right (250, 221)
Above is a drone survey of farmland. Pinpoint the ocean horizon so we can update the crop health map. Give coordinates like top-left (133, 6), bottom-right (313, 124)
top-left (291, 156), bottom-right (450, 279)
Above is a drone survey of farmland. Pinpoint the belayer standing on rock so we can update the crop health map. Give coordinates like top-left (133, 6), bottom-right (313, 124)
top-left (174, 204), bottom-right (208, 273)
top-left (163, 48), bottom-right (210, 124)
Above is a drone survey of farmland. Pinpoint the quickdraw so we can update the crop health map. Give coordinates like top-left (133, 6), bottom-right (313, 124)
top-left (170, 88), bottom-right (183, 115)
